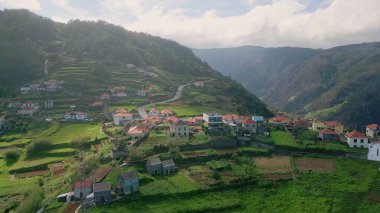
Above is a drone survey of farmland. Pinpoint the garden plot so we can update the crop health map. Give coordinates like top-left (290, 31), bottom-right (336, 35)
top-left (262, 173), bottom-right (294, 180)
top-left (88, 166), bottom-right (113, 182)
top-left (13, 170), bottom-right (50, 179)
top-left (49, 162), bottom-right (67, 176)
top-left (182, 151), bottom-right (207, 158)
top-left (213, 147), bottom-right (239, 155)
top-left (254, 156), bottom-right (292, 174)
top-left (295, 157), bottom-right (334, 173)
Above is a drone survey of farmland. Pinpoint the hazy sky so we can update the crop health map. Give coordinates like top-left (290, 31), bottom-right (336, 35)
top-left (1, 0), bottom-right (380, 49)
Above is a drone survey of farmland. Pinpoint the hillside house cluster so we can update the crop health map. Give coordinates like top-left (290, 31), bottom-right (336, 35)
top-left (64, 111), bottom-right (88, 121)
top-left (8, 101), bottom-right (40, 116)
top-left (20, 79), bottom-right (63, 94)
top-left (137, 68), bottom-right (158, 77)
top-left (148, 84), bottom-right (160, 93)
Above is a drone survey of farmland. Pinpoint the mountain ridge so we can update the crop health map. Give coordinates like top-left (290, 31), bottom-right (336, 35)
top-left (193, 43), bottom-right (380, 127)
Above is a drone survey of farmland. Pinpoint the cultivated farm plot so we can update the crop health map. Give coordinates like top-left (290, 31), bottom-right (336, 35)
top-left (13, 170), bottom-right (50, 179)
top-left (88, 166), bottom-right (113, 183)
top-left (295, 157), bottom-right (334, 173)
top-left (213, 147), bottom-right (239, 155)
top-left (254, 156), bottom-right (292, 174)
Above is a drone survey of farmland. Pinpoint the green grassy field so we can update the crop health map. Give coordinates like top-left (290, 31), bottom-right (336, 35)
top-left (89, 158), bottom-right (380, 213)
top-left (270, 128), bottom-right (301, 148)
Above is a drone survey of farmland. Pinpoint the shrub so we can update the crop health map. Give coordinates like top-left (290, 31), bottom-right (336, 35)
top-left (26, 139), bottom-right (52, 157)
top-left (4, 149), bottom-right (19, 160)
top-left (206, 160), bottom-right (231, 171)
top-left (70, 135), bottom-right (91, 149)
top-left (14, 188), bottom-right (43, 213)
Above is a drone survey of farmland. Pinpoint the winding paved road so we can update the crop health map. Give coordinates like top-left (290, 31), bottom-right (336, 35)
top-left (137, 79), bottom-right (213, 119)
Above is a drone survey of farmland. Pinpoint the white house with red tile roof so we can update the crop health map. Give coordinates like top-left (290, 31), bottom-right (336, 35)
top-left (149, 108), bottom-right (160, 117)
top-left (170, 120), bottom-right (190, 137)
top-left (64, 112), bottom-right (88, 120)
top-left (21, 101), bottom-right (38, 108)
top-left (112, 108), bottom-right (129, 116)
top-left (90, 101), bottom-right (103, 107)
top-left (113, 113), bottom-right (133, 126)
top-left (368, 141), bottom-right (380, 161)
top-left (346, 131), bottom-right (369, 148)
top-left (242, 118), bottom-right (257, 133)
top-left (136, 89), bottom-right (148, 96)
top-left (127, 126), bottom-right (148, 139)
top-left (17, 107), bottom-right (39, 116)
top-left (222, 114), bottom-right (243, 125)
top-left (100, 93), bottom-right (110, 100)
top-left (8, 102), bottom-right (21, 108)
top-left (113, 91), bottom-right (128, 98)
top-left (366, 124), bottom-right (380, 139)
top-left (268, 116), bottom-right (290, 125)
top-left (318, 129), bottom-right (339, 141)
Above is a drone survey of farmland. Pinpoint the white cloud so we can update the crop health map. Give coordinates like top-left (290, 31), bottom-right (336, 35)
top-left (91, 0), bottom-right (380, 48)
top-left (2, 0), bottom-right (380, 49)
top-left (0, 0), bottom-right (41, 11)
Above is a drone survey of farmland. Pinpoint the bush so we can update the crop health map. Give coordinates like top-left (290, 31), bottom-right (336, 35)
top-left (26, 139), bottom-right (52, 157)
top-left (4, 149), bottom-right (19, 160)
top-left (70, 135), bottom-right (91, 149)
top-left (206, 160), bottom-right (231, 171)
top-left (14, 188), bottom-right (43, 213)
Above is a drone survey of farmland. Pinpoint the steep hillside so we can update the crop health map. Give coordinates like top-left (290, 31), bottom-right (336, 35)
top-left (193, 46), bottom-right (320, 97)
top-left (194, 44), bottom-right (380, 127)
top-left (0, 9), bottom-right (271, 117)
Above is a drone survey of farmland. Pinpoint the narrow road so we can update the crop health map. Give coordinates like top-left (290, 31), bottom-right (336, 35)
top-left (137, 79), bottom-right (213, 119)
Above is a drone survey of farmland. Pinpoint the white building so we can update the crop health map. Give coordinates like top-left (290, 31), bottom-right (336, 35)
top-left (203, 112), bottom-right (223, 128)
top-left (113, 113), bottom-right (133, 126)
top-left (368, 142), bottom-right (380, 161)
top-left (149, 108), bottom-right (160, 117)
top-left (17, 107), bottom-right (39, 116)
top-left (113, 91), bottom-right (128, 97)
top-left (242, 118), bottom-right (258, 133)
top-left (136, 89), bottom-right (148, 97)
top-left (100, 93), bottom-right (110, 100)
top-left (170, 120), bottom-right (190, 137)
top-left (366, 124), bottom-right (380, 139)
top-left (64, 112), bottom-right (88, 120)
top-left (45, 100), bottom-right (54, 109)
top-left (346, 131), bottom-right (369, 148)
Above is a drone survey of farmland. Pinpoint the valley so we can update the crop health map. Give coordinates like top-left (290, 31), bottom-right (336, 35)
top-left (0, 9), bottom-right (380, 213)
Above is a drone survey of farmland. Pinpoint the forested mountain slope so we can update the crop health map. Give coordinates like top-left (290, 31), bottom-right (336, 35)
top-left (194, 43), bottom-right (380, 127)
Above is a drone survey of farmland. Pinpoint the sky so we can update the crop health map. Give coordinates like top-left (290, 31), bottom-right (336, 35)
top-left (1, 0), bottom-right (380, 49)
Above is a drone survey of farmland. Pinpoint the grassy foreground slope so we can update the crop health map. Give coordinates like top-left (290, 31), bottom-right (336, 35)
top-left (89, 158), bottom-right (380, 213)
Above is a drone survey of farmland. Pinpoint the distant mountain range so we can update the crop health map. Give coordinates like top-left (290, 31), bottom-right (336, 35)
top-left (0, 9), bottom-right (272, 117)
top-left (193, 43), bottom-right (380, 127)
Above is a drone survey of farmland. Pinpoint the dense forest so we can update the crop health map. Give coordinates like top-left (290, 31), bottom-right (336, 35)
top-left (194, 44), bottom-right (380, 127)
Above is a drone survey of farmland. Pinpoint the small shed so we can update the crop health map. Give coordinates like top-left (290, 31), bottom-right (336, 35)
top-left (146, 157), bottom-right (162, 174)
top-left (118, 171), bottom-right (139, 194)
top-left (162, 159), bottom-right (176, 174)
top-left (93, 182), bottom-right (111, 203)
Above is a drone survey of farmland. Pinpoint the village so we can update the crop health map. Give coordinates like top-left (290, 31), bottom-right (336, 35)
top-left (1, 62), bottom-right (380, 212)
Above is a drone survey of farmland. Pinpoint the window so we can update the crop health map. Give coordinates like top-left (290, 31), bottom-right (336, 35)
top-left (377, 149), bottom-right (379, 157)
top-left (360, 139), bottom-right (364, 143)
top-left (354, 139), bottom-right (357, 143)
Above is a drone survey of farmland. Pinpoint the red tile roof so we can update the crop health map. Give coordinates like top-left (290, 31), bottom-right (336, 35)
top-left (128, 126), bottom-right (148, 135)
top-left (114, 113), bottom-right (132, 117)
top-left (223, 114), bottom-right (243, 121)
top-left (166, 116), bottom-right (179, 123)
top-left (346, 131), bottom-right (367, 138)
top-left (161, 109), bottom-right (175, 115)
top-left (319, 129), bottom-right (338, 135)
top-left (74, 180), bottom-right (92, 189)
top-left (295, 120), bottom-right (310, 126)
top-left (270, 116), bottom-right (289, 122)
top-left (242, 117), bottom-right (256, 125)
top-left (367, 124), bottom-right (379, 129)
top-left (114, 108), bottom-right (129, 114)
top-left (324, 121), bottom-right (341, 127)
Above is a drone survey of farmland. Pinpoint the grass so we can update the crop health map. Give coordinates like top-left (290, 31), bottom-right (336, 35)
top-left (139, 171), bottom-right (201, 195)
top-left (89, 158), bottom-right (380, 213)
top-left (46, 123), bottom-right (106, 144)
top-left (239, 146), bottom-right (270, 153)
top-left (270, 128), bottom-right (301, 148)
